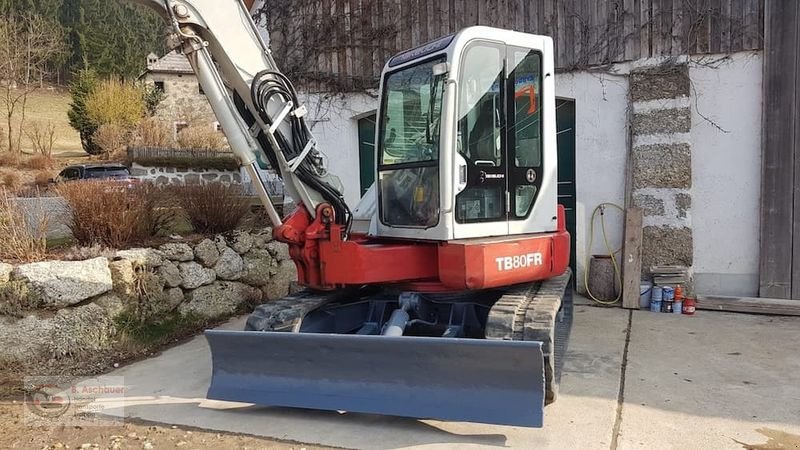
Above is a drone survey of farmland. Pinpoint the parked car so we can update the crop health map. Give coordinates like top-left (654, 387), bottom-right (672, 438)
top-left (55, 164), bottom-right (138, 184)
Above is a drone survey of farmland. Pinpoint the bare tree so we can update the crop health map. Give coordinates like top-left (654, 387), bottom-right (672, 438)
top-left (0, 14), bottom-right (66, 153)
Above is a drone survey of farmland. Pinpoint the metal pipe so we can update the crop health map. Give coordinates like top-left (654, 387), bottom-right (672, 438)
top-left (382, 309), bottom-right (410, 337)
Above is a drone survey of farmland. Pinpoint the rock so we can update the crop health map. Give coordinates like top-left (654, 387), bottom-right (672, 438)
top-left (194, 239), bottom-right (220, 267)
top-left (227, 230), bottom-right (254, 254)
top-left (115, 249), bottom-right (164, 267)
top-left (159, 243), bottom-right (194, 262)
top-left (265, 241), bottom-right (291, 262)
top-left (143, 442), bottom-right (154, 450)
top-left (94, 293), bottom-right (126, 319)
top-left (158, 260), bottom-right (183, 288)
top-left (0, 315), bottom-right (55, 362)
top-left (178, 262), bottom-right (216, 289)
top-left (109, 260), bottom-right (135, 297)
top-left (213, 248), bottom-right (244, 281)
top-left (214, 235), bottom-right (229, 254)
top-left (163, 287), bottom-right (185, 312)
top-left (0, 262), bottom-right (12, 283)
top-left (11, 257), bottom-right (112, 308)
top-left (263, 260), bottom-right (297, 300)
top-left (179, 282), bottom-right (261, 319)
top-left (251, 228), bottom-right (273, 249)
top-left (49, 303), bottom-right (116, 358)
top-left (240, 249), bottom-right (273, 286)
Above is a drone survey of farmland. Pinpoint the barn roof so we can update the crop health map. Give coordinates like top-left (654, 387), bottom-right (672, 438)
top-left (145, 51), bottom-right (194, 75)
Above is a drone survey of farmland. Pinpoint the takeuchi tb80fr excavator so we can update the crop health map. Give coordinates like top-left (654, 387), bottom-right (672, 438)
top-left (130, 0), bottom-right (573, 427)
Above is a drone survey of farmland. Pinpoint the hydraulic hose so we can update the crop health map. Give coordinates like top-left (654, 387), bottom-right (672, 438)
top-left (250, 70), bottom-right (352, 231)
top-left (584, 203), bottom-right (625, 305)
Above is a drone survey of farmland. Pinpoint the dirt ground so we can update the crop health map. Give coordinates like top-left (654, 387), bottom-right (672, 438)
top-left (0, 402), bottom-right (333, 450)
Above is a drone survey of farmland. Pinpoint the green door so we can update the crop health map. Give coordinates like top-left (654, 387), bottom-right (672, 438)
top-left (357, 114), bottom-right (377, 196)
top-left (556, 99), bottom-right (576, 273)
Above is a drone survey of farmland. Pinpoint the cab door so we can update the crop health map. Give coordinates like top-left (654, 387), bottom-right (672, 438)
top-left (453, 42), bottom-right (509, 238)
top-left (452, 40), bottom-right (550, 240)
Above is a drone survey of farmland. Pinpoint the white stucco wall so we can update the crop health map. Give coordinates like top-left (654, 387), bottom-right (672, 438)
top-left (690, 52), bottom-right (762, 296)
top-left (300, 92), bottom-right (379, 207)
top-left (555, 72), bottom-right (630, 292)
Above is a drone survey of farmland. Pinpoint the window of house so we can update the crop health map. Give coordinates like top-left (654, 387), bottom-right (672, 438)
top-left (154, 81), bottom-right (165, 93)
top-left (174, 121), bottom-right (188, 139)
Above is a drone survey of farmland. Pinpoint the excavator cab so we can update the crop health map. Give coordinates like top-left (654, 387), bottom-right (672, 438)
top-left (374, 28), bottom-right (558, 242)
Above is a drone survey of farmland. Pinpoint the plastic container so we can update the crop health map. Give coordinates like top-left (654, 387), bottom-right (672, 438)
top-left (673, 301), bottom-right (683, 314)
top-left (650, 286), bottom-right (663, 313)
top-left (683, 297), bottom-right (696, 315)
top-left (639, 282), bottom-right (652, 309)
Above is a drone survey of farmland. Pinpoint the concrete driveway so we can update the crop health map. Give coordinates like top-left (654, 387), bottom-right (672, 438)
top-left (101, 298), bottom-right (800, 449)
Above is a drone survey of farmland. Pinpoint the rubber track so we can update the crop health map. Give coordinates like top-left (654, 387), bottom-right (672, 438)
top-left (245, 290), bottom-right (343, 332)
top-left (485, 268), bottom-right (573, 404)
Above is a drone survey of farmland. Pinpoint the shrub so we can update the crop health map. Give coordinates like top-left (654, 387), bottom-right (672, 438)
top-left (21, 155), bottom-right (53, 170)
top-left (0, 188), bottom-right (49, 262)
top-left (134, 118), bottom-right (173, 148)
top-left (177, 125), bottom-right (227, 151)
top-left (33, 171), bottom-right (52, 188)
top-left (85, 79), bottom-right (146, 129)
top-left (1, 172), bottom-right (21, 191)
top-left (93, 123), bottom-right (130, 158)
top-left (0, 281), bottom-right (39, 317)
top-left (25, 121), bottom-right (57, 158)
top-left (58, 181), bottom-right (172, 248)
top-left (176, 183), bottom-right (250, 234)
top-left (59, 243), bottom-right (117, 262)
top-left (0, 151), bottom-right (18, 167)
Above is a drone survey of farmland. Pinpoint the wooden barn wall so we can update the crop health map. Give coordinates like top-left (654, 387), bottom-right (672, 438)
top-left (262, 0), bottom-right (765, 89)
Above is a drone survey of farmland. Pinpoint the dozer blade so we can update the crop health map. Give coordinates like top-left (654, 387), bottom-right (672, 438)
top-left (205, 330), bottom-right (546, 427)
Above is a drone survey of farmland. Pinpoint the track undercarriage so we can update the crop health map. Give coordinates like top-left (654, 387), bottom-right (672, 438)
top-left (205, 269), bottom-right (572, 426)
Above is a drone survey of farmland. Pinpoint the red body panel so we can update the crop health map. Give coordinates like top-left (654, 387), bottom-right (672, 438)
top-left (275, 204), bottom-right (571, 292)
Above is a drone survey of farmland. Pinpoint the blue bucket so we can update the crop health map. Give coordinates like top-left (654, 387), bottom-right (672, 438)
top-left (650, 286), bottom-right (663, 313)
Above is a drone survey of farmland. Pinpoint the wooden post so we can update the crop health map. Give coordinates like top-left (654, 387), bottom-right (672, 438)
top-left (622, 208), bottom-right (644, 309)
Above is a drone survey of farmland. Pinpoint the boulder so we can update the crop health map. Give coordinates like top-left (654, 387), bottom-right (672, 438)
top-left (194, 239), bottom-right (220, 267)
top-left (48, 303), bottom-right (116, 358)
top-left (109, 259), bottom-right (135, 297)
top-left (252, 228), bottom-right (273, 249)
top-left (0, 262), bottom-right (12, 283)
top-left (227, 230), bottom-right (254, 254)
top-left (115, 248), bottom-right (164, 267)
top-left (159, 243), bottom-right (195, 262)
top-left (178, 262), bottom-right (216, 289)
top-left (0, 315), bottom-right (55, 362)
top-left (158, 260), bottom-right (183, 288)
top-left (163, 287), bottom-right (185, 313)
top-left (213, 248), bottom-right (244, 281)
top-left (240, 248), bottom-right (273, 286)
top-left (265, 241), bottom-right (291, 262)
top-left (179, 282), bottom-right (261, 319)
top-left (11, 257), bottom-right (112, 308)
top-left (263, 260), bottom-right (298, 300)
top-left (94, 293), bottom-right (126, 319)
top-left (214, 235), bottom-right (229, 254)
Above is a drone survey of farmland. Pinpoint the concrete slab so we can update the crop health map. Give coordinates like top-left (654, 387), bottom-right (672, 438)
top-left (102, 303), bottom-right (627, 449)
top-left (619, 310), bottom-right (800, 450)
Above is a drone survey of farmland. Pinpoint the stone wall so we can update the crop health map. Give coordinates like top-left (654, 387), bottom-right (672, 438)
top-left (0, 229), bottom-right (296, 365)
top-left (130, 163), bottom-right (242, 186)
top-left (630, 65), bottom-right (693, 273)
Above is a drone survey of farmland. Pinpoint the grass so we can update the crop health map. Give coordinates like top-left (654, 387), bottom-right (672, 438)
top-left (11, 87), bottom-right (82, 156)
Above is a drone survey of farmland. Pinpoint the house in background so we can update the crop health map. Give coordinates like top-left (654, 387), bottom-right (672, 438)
top-left (141, 51), bottom-right (222, 138)
top-left (256, 0), bottom-right (794, 302)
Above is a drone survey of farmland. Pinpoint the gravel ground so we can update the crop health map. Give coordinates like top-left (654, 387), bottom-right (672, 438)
top-left (0, 401), bottom-right (333, 450)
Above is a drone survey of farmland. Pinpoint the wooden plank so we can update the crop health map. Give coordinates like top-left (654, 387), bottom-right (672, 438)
top-left (719, 0), bottom-right (732, 53)
top-left (729, 0), bottom-right (744, 51)
top-left (513, 0), bottom-right (525, 31)
top-left (760, 0), bottom-right (798, 299)
top-left (696, 296), bottom-right (800, 316)
top-left (791, 0), bottom-right (800, 299)
top-left (465, 0), bottom-right (478, 27)
top-left (660, 0), bottom-right (672, 55)
top-left (623, 0), bottom-right (636, 60)
top-left (622, 208), bottom-right (644, 310)
top-left (640, 0), bottom-right (651, 58)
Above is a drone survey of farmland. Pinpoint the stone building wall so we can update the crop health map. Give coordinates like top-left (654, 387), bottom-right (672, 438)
top-left (630, 66), bottom-right (693, 274)
top-left (143, 72), bottom-right (219, 135)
